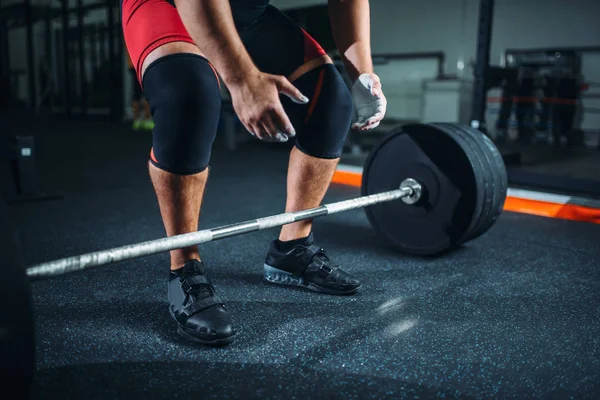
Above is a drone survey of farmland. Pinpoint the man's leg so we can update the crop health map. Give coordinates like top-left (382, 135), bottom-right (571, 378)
top-left (237, 5), bottom-right (359, 294)
top-left (122, 0), bottom-right (233, 346)
top-left (149, 165), bottom-right (207, 268)
top-left (140, 42), bottom-right (233, 345)
top-left (278, 60), bottom-right (354, 243)
top-left (141, 42), bottom-right (209, 269)
top-left (278, 56), bottom-right (343, 242)
top-left (278, 148), bottom-right (338, 241)
top-left (263, 63), bottom-right (360, 294)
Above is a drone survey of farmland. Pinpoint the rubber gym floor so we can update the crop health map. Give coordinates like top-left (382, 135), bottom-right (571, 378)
top-left (7, 119), bottom-right (600, 399)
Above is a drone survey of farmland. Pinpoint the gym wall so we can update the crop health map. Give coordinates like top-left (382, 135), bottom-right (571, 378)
top-left (366, 0), bottom-right (600, 76)
top-left (273, 0), bottom-right (599, 75)
top-left (289, 0), bottom-right (599, 128)
top-left (6, 0), bottom-right (599, 114)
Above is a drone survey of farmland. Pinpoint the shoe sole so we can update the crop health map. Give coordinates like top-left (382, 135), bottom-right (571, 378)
top-left (176, 326), bottom-right (236, 346)
top-left (169, 309), bottom-right (236, 346)
top-left (263, 264), bottom-right (359, 295)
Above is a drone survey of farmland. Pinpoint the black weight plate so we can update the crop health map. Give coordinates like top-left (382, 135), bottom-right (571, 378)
top-left (460, 125), bottom-right (508, 238)
top-left (0, 196), bottom-right (35, 398)
top-left (361, 123), bottom-right (481, 256)
top-left (459, 126), bottom-right (505, 238)
top-left (434, 123), bottom-right (496, 243)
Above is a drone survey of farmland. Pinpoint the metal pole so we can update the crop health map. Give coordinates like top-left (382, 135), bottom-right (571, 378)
top-left (61, 0), bottom-right (71, 116)
top-left (25, 0), bottom-right (37, 111)
top-left (115, 4), bottom-right (124, 121)
top-left (470, 0), bottom-right (495, 133)
top-left (0, 14), bottom-right (9, 80)
top-left (77, 0), bottom-right (87, 114)
top-left (44, 5), bottom-right (53, 113)
top-left (26, 184), bottom-right (419, 279)
top-left (106, 0), bottom-right (116, 120)
top-left (89, 24), bottom-right (97, 107)
top-left (54, 29), bottom-right (62, 111)
top-left (99, 23), bottom-right (107, 68)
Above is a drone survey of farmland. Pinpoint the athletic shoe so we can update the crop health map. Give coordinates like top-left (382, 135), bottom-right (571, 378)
top-left (264, 233), bottom-right (361, 295)
top-left (168, 260), bottom-right (235, 345)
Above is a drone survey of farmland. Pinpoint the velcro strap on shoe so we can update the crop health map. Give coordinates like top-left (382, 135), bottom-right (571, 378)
top-left (321, 264), bottom-right (341, 281)
top-left (293, 244), bottom-right (323, 276)
top-left (181, 274), bottom-right (211, 293)
top-left (182, 295), bottom-right (224, 317)
top-left (310, 257), bottom-right (339, 279)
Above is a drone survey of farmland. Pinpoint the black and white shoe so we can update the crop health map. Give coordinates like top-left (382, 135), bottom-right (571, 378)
top-left (263, 233), bottom-right (361, 295)
top-left (168, 260), bottom-right (235, 346)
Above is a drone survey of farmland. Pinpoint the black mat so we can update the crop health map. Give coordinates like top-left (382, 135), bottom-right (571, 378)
top-left (8, 120), bottom-right (600, 399)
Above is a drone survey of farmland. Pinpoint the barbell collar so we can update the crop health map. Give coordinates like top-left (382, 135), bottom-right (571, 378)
top-left (26, 181), bottom-right (421, 280)
top-left (400, 178), bottom-right (422, 205)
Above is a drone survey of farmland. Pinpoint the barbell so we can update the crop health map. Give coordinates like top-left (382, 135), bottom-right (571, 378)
top-left (1, 122), bottom-right (507, 395)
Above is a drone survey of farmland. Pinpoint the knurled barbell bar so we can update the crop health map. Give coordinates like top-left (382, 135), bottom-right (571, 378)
top-left (26, 178), bottom-right (422, 279)
top-left (1, 123), bottom-right (508, 395)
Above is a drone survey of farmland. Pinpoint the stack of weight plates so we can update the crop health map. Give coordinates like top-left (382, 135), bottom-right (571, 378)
top-left (361, 123), bottom-right (508, 256)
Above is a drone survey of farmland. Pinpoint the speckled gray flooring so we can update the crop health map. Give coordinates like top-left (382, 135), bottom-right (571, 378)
top-left (8, 120), bottom-right (600, 399)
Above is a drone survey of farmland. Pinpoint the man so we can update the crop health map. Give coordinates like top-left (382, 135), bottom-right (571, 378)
top-left (121, 0), bottom-right (387, 346)
top-left (127, 53), bottom-right (154, 131)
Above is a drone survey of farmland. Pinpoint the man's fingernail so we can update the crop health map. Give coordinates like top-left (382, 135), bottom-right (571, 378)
top-left (278, 134), bottom-right (289, 142)
top-left (288, 128), bottom-right (296, 137)
top-left (300, 95), bottom-right (309, 104)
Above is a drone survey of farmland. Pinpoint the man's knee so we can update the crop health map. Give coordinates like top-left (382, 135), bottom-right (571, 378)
top-left (285, 64), bottom-right (354, 159)
top-left (142, 54), bottom-right (221, 175)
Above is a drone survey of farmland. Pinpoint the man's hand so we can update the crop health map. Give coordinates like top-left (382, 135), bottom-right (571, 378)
top-left (229, 72), bottom-right (309, 142)
top-left (173, 0), bottom-right (308, 142)
top-left (352, 73), bottom-right (387, 131)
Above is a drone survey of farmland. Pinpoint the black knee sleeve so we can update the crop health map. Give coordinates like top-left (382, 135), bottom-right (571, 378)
top-left (283, 64), bottom-right (354, 159)
top-left (142, 54), bottom-right (221, 174)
